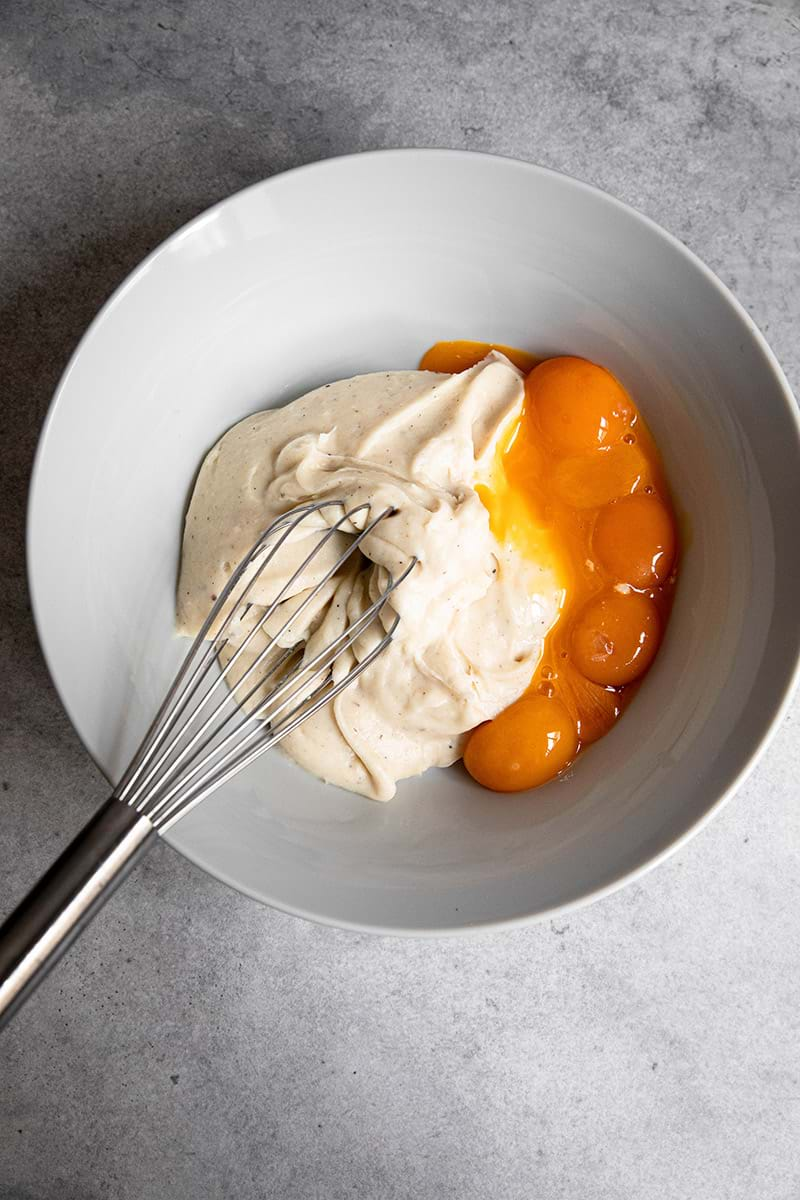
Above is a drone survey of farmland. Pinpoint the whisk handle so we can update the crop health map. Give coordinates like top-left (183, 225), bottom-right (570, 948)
top-left (0, 797), bottom-right (155, 1029)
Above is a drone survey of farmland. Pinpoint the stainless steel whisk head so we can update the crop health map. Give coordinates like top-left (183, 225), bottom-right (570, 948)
top-left (0, 500), bottom-right (412, 1027)
top-left (119, 499), bottom-right (411, 832)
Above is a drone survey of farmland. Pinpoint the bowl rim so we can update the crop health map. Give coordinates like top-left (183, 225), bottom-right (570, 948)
top-left (26, 147), bottom-right (800, 936)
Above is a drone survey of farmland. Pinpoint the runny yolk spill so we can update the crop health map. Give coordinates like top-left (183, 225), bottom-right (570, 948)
top-left (419, 341), bottom-right (679, 793)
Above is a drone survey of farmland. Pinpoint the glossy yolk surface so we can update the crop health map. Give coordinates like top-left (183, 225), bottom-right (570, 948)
top-left (570, 589), bottom-right (661, 686)
top-left (593, 493), bottom-right (676, 588)
top-left (419, 342), bottom-right (679, 792)
top-left (529, 356), bottom-right (635, 453)
top-left (463, 696), bottom-right (578, 792)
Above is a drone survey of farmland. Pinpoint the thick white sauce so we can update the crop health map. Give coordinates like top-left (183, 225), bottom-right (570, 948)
top-left (177, 353), bottom-right (561, 800)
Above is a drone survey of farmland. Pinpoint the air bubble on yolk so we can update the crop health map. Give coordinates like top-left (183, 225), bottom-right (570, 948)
top-left (593, 494), bottom-right (676, 588)
top-left (464, 696), bottom-right (578, 792)
top-left (570, 588), bottom-right (661, 686)
top-left (526, 356), bottom-right (635, 454)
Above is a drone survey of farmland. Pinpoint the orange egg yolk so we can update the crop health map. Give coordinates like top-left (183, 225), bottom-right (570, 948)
top-left (463, 696), bottom-right (578, 792)
top-left (418, 342), bottom-right (679, 794)
top-left (570, 589), bottom-right (661, 687)
top-left (593, 493), bottom-right (676, 588)
top-left (529, 355), bottom-right (636, 454)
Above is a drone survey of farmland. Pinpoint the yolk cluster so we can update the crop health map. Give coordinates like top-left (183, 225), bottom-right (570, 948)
top-left (418, 341), bottom-right (679, 794)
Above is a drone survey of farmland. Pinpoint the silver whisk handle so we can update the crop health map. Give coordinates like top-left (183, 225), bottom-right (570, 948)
top-left (0, 797), bottom-right (155, 1029)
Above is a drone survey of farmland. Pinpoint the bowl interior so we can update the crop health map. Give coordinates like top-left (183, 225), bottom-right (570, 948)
top-left (28, 150), bottom-right (800, 932)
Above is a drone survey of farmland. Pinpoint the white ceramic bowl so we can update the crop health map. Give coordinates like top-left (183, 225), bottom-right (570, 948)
top-left (28, 150), bottom-right (800, 933)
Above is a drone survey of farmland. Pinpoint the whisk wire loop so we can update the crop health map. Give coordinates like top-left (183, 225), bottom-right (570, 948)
top-left (115, 501), bottom-right (410, 832)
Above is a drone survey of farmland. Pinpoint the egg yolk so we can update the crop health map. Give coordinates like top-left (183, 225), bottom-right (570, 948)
top-left (550, 444), bottom-right (650, 509)
top-left (593, 493), bottom-right (676, 588)
top-left (527, 356), bottom-right (635, 454)
top-left (463, 696), bottom-right (578, 792)
top-left (570, 589), bottom-right (661, 686)
top-left (419, 341), bottom-right (678, 794)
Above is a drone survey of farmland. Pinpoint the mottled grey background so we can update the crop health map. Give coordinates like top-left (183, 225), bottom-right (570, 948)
top-left (1, 1), bottom-right (799, 1197)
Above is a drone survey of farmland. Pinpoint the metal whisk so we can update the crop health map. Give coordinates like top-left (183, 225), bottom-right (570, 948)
top-left (0, 501), bottom-right (411, 1028)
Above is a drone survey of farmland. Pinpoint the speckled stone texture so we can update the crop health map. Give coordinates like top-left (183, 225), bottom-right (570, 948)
top-left (1, 1), bottom-right (799, 1197)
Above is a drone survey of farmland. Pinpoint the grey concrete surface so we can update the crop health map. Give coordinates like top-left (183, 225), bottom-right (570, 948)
top-left (1, 1), bottom-right (799, 1197)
